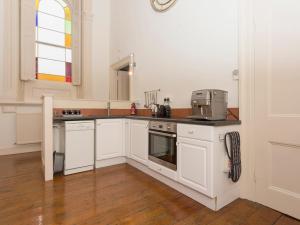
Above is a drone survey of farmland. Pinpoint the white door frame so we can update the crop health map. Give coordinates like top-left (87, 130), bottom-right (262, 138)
top-left (238, 0), bottom-right (256, 201)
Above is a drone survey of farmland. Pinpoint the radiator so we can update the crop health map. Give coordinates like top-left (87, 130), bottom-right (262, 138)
top-left (16, 113), bottom-right (42, 144)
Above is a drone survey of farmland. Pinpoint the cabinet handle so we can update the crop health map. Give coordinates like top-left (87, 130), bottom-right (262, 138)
top-left (188, 130), bottom-right (194, 134)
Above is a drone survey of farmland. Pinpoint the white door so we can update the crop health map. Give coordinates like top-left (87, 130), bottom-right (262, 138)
top-left (253, 0), bottom-right (300, 219)
top-left (96, 119), bottom-right (124, 160)
top-left (130, 120), bottom-right (149, 165)
top-left (177, 138), bottom-right (214, 197)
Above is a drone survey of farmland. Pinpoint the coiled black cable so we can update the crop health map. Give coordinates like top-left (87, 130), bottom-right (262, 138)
top-left (224, 132), bottom-right (241, 183)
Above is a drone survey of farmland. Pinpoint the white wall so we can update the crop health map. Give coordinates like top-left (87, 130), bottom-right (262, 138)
top-left (0, 105), bottom-right (42, 153)
top-left (91, 0), bottom-right (110, 101)
top-left (110, 0), bottom-right (239, 108)
top-left (0, 0), bottom-right (4, 97)
top-left (0, 0), bottom-right (111, 102)
top-left (0, 108), bottom-right (16, 149)
top-left (0, 0), bottom-right (14, 151)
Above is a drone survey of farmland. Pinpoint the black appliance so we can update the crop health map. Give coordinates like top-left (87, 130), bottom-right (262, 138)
top-left (157, 105), bottom-right (166, 118)
top-left (164, 98), bottom-right (172, 118)
top-left (148, 121), bottom-right (177, 171)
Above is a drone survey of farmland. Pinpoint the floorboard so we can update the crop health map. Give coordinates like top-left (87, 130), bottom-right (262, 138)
top-left (0, 152), bottom-right (299, 225)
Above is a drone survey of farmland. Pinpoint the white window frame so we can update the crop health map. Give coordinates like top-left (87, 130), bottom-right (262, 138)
top-left (19, 0), bottom-right (86, 101)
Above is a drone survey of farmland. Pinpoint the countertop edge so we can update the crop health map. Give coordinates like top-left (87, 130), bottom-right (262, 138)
top-left (53, 116), bottom-right (241, 126)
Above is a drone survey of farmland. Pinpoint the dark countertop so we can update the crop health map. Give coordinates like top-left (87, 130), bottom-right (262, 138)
top-left (53, 115), bottom-right (241, 126)
top-left (127, 116), bottom-right (241, 126)
top-left (53, 115), bottom-right (125, 122)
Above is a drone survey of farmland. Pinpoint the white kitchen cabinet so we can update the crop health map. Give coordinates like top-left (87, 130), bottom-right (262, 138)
top-left (96, 119), bottom-right (124, 160)
top-left (177, 137), bottom-right (214, 197)
top-left (130, 120), bottom-right (149, 165)
top-left (124, 119), bottom-right (130, 157)
top-left (177, 123), bottom-right (214, 141)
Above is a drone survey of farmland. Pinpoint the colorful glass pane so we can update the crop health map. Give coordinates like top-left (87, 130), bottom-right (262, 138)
top-left (65, 20), bottom-right (71, 34)
top-left (36, 12), bottom-right (38, 26)
top-left (65, 34), bottom-right (72, 48)
top-left (36, 0), bottom-right (72, 83)
top-left (37, 74), bottom-right (66, 82)
top-left (65, 7), bottom-right (71, 21)
top-left (66, 62), bottom-right (72, 83)
top-left (66, 62), bottom-right (72, 76)
top-left (35, 0), bottom-right (39, 10)
top-left (66, 76), bottom-right (72, 83)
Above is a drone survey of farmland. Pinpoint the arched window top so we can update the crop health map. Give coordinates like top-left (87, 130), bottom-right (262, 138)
top-left (35, 0), bottom-right (72, 83)
top-left (36, 0), bottom-right (71, 19)
top-left (38, 0), bottom-right (65, 18)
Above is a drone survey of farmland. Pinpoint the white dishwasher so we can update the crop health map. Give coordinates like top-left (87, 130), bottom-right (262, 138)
top-left (64, 121), bottom-right (95, 175)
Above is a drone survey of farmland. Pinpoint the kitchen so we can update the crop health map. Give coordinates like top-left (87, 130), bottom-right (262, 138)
top-left (51, 89), bottom-right (241, 211)
top-left (0, 0), bottom-right (300, 224)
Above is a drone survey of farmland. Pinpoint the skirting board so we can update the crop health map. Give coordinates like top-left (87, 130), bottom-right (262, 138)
top-left (215, 184), bottom-right (240, 210)
top-left (0, 143), bottom-right (41, 156)
top-left (95, 157), bottom-right (127, 168)
top-left (64, 165), bottom-right (94, 176)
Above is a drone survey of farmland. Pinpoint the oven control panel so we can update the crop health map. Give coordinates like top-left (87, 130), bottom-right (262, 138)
top-left (149, 121), bottom-right (177, 133)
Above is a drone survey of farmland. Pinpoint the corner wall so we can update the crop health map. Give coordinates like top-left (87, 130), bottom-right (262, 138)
top-left (110, 0), bottom-right (239, 108)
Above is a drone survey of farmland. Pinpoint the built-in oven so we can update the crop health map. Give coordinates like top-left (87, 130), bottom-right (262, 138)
top-left (148, 121), bottom-right (177, 171)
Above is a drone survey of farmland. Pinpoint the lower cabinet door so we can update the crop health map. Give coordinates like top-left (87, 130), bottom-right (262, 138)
top-left (96, 119), bottom-right (124, 160)
top-left (177, 138), bottom-right (214, 197)
top-left (130, 120), bottom-right (149, 165)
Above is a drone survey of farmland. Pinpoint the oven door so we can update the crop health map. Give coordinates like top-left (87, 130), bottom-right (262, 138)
top-left (148, 130), bottom-right (177, 171)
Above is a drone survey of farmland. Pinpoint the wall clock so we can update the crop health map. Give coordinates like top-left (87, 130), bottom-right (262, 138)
top-left (150, 0), bottom-right (177, 12)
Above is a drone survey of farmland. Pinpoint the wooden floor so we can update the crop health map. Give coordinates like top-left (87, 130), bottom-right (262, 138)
top-left (0, 153), bottom-right (299, 225)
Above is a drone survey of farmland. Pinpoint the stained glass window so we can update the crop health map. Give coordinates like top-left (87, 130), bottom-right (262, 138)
top-left (35, 0), bottom-right (72, 83)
